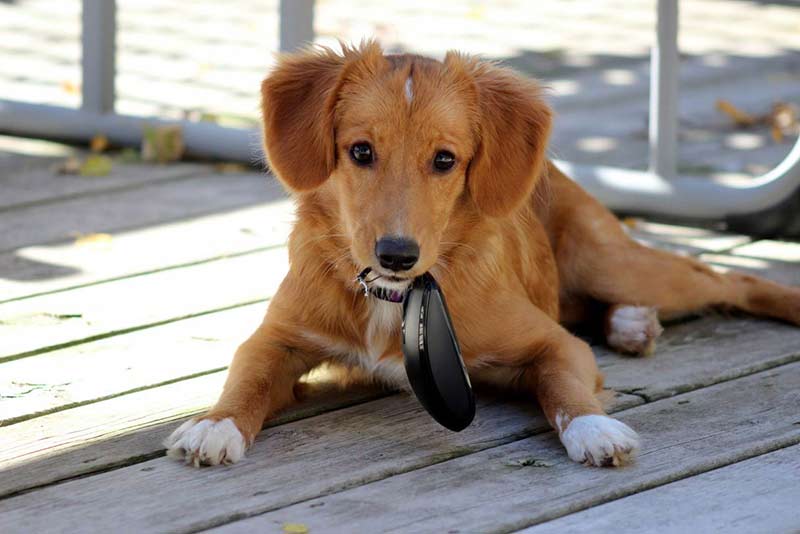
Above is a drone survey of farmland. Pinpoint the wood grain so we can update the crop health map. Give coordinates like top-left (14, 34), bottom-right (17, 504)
top-left (519, 445), bottom-right (800, 534)
top-left (0, 162), bottom-right (211, 211)
top-left (0, 303), bottom-right (262, 425)
top-left (210, 363), bottom-right (800, 534)
top-left (0, 391), bottom-right (642, 532)
top-left (6, 313), bottom-right (799, 505)
top-left (702, 239), bottom-right (800, 287)
top-left (0, 171), bottom-right (285, 254)
top-left (0, 372), bottom-right (388, 498)
top-left (597, 316), bottom-right (800, 400)
top-left (0, 246), bottom-right (287, 361)
top-left (0, 200), bottom-right (294, 304)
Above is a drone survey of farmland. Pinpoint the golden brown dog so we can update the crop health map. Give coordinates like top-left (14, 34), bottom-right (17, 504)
top-left (165, 42), bottom-right (800, 468)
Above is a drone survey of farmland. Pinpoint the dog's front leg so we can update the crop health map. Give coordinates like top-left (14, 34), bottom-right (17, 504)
top-left (164, 309), bottom-right (318, 466)
top-left (473, 302), bottom-right (639, 467)
top-left (523, 331), bottom-right (639, 467)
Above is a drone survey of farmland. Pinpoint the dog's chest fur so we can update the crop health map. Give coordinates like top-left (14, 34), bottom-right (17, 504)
top-left (304, 298), bottom-right (408, 388)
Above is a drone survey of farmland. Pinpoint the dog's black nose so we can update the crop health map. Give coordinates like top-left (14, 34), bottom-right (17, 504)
top-left (375, 236), bottom-right (420, 272)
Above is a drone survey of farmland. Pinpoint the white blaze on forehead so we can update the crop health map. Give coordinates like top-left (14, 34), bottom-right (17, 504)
top-left (404, 76), bottom-right (413, 103)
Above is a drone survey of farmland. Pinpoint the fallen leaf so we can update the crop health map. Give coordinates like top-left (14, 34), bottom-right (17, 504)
top-left (768, 102), bottom-right (798, 143)
top-left (55, 156), bottom-right (82, 175)
top-left (214, 162), bottom-right (249, 173)
top-left (771, 125), bottom-right (784, 144)
top-left (74, 233), bottom-right (113, 246)
top-left (142, 125), bottom-right (184, 164)
top-left (282, 523), bottom-right (309, 534)
top-left (716, 99), bottom-right (757, 127)
top-left (79, 154), bottom-right (113, 177)
top-left (118, 147), bottom-right (141, 163)
top-left (60, 80), bottom-right (80, 95)
top-left (90, 134), bottom-right (109, 153)
top-left (621, 217), bottom-right (640, 229)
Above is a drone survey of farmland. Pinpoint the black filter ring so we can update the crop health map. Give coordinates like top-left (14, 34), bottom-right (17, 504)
top-left (402, 273), bottom-right (476, 431)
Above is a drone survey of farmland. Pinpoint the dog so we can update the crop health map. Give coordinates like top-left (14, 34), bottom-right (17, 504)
top-left (165, 41), bottom-right (800, 468)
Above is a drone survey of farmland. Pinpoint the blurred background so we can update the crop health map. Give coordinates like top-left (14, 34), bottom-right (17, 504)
top-left (1, 0), bottom-right (798, 176)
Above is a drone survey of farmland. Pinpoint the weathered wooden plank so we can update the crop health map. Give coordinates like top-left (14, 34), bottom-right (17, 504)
top-left (0, 162), bottom-right (212, 211)
top-left (702, 240), bottom-right (800, 287)
top-left (5, 311), bottom-right (798, 506)
top-left (0, 372), bottom-right (225, 472)
top-left (0, 303), bottom-right (262, 425)
top-left (0, 200), bottom-right (294, 303)
top-left (519, 445), bottom-right (800, 534)
top-left (0, 171), bottom-right (285, 253)
top-left (597, 316), bottom-right (800, 400)
top-left (0, 372), bottom-right (387, 498)
top-left (0, 246), bottom-right (288, 361)
top-left (209, 363), bottom-right (800, 534)
top-left (0, 388), bottom-right (641, 532)
top-left (625, 220), bottom-right (750, 256)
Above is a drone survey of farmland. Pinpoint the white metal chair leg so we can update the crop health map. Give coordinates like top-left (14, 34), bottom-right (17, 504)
top-left (556, 131), bottom-right (800, 218)
top-left (81, 0), bottom-right (116, 114)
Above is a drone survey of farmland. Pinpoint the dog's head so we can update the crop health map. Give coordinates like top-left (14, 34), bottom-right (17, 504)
top-left (261, 42), bottom-right (551, 287)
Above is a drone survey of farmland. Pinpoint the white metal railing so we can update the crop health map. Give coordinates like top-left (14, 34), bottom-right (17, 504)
top-left (0, 0), bottom-right (798, 227)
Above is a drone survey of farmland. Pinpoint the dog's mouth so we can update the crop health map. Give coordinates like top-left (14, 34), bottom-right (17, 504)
top-left (355, 267), bottom-right (413, 302)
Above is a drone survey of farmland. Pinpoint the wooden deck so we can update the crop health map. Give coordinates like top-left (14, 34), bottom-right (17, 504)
top-left (0, 137), bottom-right (798, 533)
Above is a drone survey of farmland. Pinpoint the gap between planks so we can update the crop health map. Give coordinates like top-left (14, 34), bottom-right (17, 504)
top-left (204, 362), bottom-right (800, 534)
top-left (4, 309), bottom-right (800, 498)
top-left (0, 163), bottom-right (216, 214)
top-left (0, 246), bottom-right (290, 362)
top-left (0, 199), bottom-right (296, 305)
top-left (1, 361), bottom-right (796, 533)
top-left (517, 444), bottom-right (800, 534)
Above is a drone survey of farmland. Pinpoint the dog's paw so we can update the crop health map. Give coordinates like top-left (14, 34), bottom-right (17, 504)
top-left (163, 417), bottom-right (247, 467)
top-left (560, 415), bottom-right (640, 467)
top-left (606, 305), bottom-right (663, 356)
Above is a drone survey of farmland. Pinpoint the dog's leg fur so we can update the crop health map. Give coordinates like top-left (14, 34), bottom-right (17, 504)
top-left (164, 283), bottom-right (319, 466)
top-left (470, 300), bottom-right (639, 466)
top-left (548, 165), bottom-right (800, 355)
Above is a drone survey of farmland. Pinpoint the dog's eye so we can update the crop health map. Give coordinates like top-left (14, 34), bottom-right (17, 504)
top-left (433, 151), bottom-right (456, 172)
top-left (349, 143), bottom-right (374, 166)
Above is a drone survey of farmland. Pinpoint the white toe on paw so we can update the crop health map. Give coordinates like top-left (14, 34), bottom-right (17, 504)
top-left (163, 417), bottom-right (246, 467)
top-left (560, 415), bottom-right (640, 467)
top-left (606, 305), bottom-right (663, 356)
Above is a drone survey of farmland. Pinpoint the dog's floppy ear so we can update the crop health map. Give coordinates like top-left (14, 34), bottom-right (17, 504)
top-left (463, 60), bottom-right (553, 217)
top-left (260, 46), bottom-right (359, 191)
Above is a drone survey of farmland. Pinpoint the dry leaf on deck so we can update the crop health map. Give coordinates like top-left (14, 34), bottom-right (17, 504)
top-left (74, 233), bottom-right (113, 246)
top-left (214, 162), bottom-right (249, 173)
top-left (282, 523), bottom-right (309, 534)
top-left (55, 156), bottom-right (82, 175)
top-left (621, 217), bottom-right (640, 229)
top-left (79, 155), bottom-right (113, 177)
top-left (768, 102), bottom-right (798, 143)
top-left (90, 134), bottom-right (109, 153)
top-left (60, 80), bottom-right (80, 95)
top-left (716, 99), bottom-right (757, 127)
top-left (142, 125), bottom-right (184, 164)
top-left (118, 147), bottom-right (141, 163)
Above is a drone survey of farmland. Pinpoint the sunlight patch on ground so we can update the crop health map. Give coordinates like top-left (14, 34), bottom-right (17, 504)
top-left (576, 136), bottom-right (618, 153)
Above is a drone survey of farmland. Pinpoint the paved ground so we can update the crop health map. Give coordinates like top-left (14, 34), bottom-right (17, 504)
top-left (0, 136), bottom-right (799, 532)
top-left (1, 0), bottom-right (799, 176)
